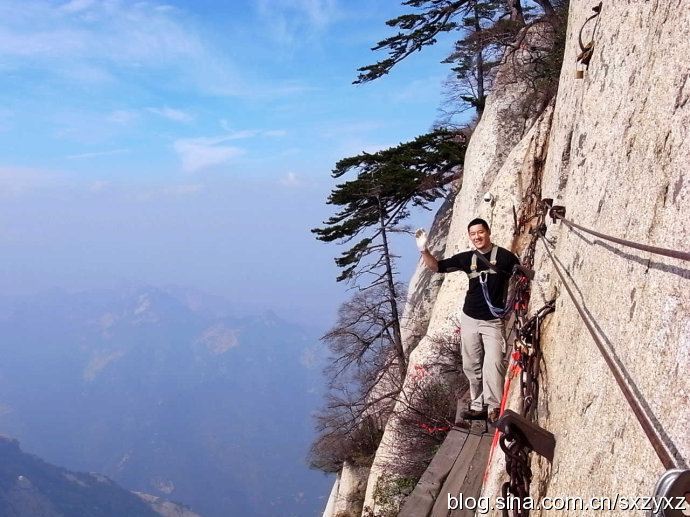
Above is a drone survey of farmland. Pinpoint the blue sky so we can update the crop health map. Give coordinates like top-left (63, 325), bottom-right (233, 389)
top-left (0, 0), bottom-right (459, 327)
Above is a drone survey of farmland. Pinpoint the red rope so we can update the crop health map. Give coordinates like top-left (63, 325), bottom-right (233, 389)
top-left (483, 353), bottom-right (522, 484)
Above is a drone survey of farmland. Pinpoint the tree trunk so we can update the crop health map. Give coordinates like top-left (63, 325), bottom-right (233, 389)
top-left (506, 0), bottom-right (525, 24)
top-left (535, 0), bottom-right (555, 17)
top-left (377, 195), bottom-right (406, 380)
top-left (473, 2), bottom-right (485, 117)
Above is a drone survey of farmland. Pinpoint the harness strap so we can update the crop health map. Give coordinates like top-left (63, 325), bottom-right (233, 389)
top-left (468, 246), bottom-right (498, 279)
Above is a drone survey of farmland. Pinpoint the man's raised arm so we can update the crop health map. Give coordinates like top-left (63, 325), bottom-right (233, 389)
top-left (416, 229), bottom-right (439, 272)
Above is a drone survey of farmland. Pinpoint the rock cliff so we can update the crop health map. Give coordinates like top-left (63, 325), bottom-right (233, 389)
top-left (485, 1), bottom-right (690, 513)
top-left (323, 1), bottom-right (689, 515)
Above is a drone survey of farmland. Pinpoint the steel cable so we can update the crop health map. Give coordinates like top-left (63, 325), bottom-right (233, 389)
top-left (539, 235), bottom-right (682, 470)
top-left (552, 212), bottom-right (690, 262)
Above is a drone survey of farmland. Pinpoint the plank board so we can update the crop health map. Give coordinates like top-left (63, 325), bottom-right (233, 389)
top-left (430, 433), bottom-right (493, 517)
top-left (430, 432), bottom-right (482, 517)
top-left (398, 429), bottom-right (469, 517)
top-left (448, 433), bottom-right (494, 516)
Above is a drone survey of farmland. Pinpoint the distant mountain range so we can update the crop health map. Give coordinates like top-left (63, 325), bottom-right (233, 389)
top-left (0, 435), bottom-right (199, 517)
top-left (0, 286), bottom-right (332, 517)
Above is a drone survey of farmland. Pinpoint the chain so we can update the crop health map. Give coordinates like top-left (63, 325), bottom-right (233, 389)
top-left (500, 423), bottom-right (533, 517)
top-left (501, 202), bottom-right (555, 517)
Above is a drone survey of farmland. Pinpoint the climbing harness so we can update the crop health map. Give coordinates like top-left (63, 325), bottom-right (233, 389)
top-left (472, 245), bottom-right (535, 319)
top-left (477, 271), bottom-right (508, 319)
top-left (472, 246), bottom-right (536, 280)
top-left (471, 245), bottom-right (513, 319)
top-left (468, 245), bottom-right (499, 279)
top-left (478, 269), bottom-right (528, 319)
top-left (575, 2), bottom-right (602, 79)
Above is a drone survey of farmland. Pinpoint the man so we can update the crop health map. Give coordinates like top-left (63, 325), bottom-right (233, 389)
top-left (416, 218), bottom-right (520, 424)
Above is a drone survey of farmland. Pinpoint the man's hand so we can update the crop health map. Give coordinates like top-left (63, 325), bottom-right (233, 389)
top-left (415, 228), bottom-right (428, 252)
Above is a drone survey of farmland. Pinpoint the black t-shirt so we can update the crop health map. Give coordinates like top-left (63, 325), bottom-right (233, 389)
top-left (437, 246), bottom-right (520, 320)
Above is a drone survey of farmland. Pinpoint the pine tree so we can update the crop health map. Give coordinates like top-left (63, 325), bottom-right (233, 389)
top-left (312, 128), bottom-right (465, 376)
top-left (354, 0), bottom-right (561, 118)
top-left (354, 1), bottom-right (471, 85)
top-left (441, 0), bottom-right (509, 116)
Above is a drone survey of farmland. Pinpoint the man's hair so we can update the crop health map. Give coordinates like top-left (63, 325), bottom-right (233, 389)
top-left (467, 218), bottom-right (490, 232)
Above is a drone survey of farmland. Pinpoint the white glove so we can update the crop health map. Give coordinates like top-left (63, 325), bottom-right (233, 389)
top-left (415, 228), bottom-right (428, 252)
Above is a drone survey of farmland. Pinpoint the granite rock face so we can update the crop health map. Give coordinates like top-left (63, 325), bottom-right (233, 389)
top-left (359, 26), bottom-right (545, 514)
top-left (356, 185), bottom-right (473, 515)
top-left (322, 473), bottom-right (340, 517)
top-left (322, 461), bottom-right (371, 517)
top-left (400, 184), bottom-right (460, 356)
top-left (439, 1), bottom-right (690, 515)
top-left (497, 2), bottom-right (690, 514)
top-left (322, 2), bottom-right (689, 515)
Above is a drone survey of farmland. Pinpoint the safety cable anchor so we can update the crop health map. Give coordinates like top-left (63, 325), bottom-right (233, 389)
top-left (549, 205), bottom-right (566, 224)
top-left (529, 222), bottom-right (548, 238)
top-left (496, 409), bottom-right (556, 462)
top-left (650, 468), bottom-right (690, 517)
top-left (539, 198), bottom-right (553, 217)
top-left (575, 2), bottom-right (603, 79)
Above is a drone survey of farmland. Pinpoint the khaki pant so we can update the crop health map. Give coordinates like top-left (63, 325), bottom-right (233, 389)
top-left (460, 312), bottom-right (507, 411)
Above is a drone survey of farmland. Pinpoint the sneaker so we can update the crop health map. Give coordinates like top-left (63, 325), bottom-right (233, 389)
top-left (461, 407), bottom-right (488, 420)
top-left (487, 408), bottom-right (501, 425)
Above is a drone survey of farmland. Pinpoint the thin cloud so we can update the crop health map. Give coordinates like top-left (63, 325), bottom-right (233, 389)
top-left (66, 149), bottom-right (129, 160)
top-left (279, 172), bottom-right (302, 187)
top-left (219, 121), bottom-right (287, 139)
top-left (0, 166), bottom-right (55, 196)
top-left (264, 129), bottom-right (287, 137)
top-left (162, 184), bottom-right (204, 196)
top-left (192, 134), bottom-right (256, 145)
top-left (0, 1), bottom-right (246, 96)
top-left (147, 107), bottom-right (194, 123)
top-left (221, 130), bottom-right (261, 140)
top-left (89, 180), bottom-right (110, 192)
top-left (336, 139), bottom-right (394, 159)
top-left (392, 76), bottom-right (444, 103)
top-left (255, 0), bottom-right (340, 46)
top-left (107, 110), bottom-right (139, 125)
top-left (60, 0), bottom-right (96, 14)
top-left (173, 137), bottom-right (245, 173)
top-left (0, 1), bottom-right (317, 100)
top-left (0, 109), bottom-right (13, 132)
top-left (320, 120), bottom-right (385, 139)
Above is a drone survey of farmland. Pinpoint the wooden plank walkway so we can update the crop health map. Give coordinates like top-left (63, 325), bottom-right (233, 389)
top-left (398, 424), bottom-right (493, 517)
top-left (444, 433), bottom-right (493, 517)
top-left (398, 429), bottom-right (469, 517)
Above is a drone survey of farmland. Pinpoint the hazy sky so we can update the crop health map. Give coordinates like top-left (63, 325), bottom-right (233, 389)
top-left (0, 0), bottom-right (458, 327)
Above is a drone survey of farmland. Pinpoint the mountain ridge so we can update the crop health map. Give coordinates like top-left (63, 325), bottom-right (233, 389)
top-left (0, 285), bottom-right (330, 517)
top-left (0, 434), bottom-right (200, 517)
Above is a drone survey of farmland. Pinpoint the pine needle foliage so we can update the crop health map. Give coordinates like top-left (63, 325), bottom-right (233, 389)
top-left (355, 0), bottom-right (566, 118)
top-left (312, 128), bottom-right (465, 285)
top-left (354, 0), bottom-right (470, 85)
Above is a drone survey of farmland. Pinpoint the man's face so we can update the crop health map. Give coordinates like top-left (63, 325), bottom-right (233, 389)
top-left (468, 224), bottom-right (491, 250)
